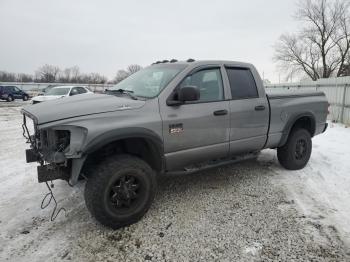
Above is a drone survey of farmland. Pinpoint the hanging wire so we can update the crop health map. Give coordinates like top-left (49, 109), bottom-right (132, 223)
top-left (23, 115), bottom-right (66, 221)
top-left (41, 181), bottom-right (66, 221)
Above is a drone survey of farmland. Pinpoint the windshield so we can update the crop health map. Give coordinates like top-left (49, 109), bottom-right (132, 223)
top-left (110, 64), bottom-right (187, 98)
top-left (46, 87), bottom-right (70, 96)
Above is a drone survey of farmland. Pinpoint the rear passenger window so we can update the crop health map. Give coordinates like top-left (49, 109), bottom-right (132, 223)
top-left (226, 68), bottom-right (258, 99)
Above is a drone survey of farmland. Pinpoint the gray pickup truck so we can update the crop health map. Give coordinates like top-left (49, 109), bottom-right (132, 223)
top-left (22, 60), bottom-right (328, 228)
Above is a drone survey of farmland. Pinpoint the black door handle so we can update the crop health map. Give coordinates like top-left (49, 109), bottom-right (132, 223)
top-left (255, 105), bottom-right (265, 111)
top-left (213, 110), bottom-right (228, 116)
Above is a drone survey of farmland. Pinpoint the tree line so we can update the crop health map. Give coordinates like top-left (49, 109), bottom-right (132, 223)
top-left (0, 64), bottom-right (142, 84)
top-left (274, 0), bottom-right (350, 81)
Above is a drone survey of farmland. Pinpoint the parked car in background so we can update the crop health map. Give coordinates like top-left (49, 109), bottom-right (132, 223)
top-left (0, 85), bottom-right (29, 102)
top-left (31, 85), bottom-right (93, 104)
top-left (37, 84), bottom-right (59, 96)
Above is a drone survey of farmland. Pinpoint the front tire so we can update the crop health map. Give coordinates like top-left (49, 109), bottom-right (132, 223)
top-left (277, 128), bottom-right (312, 170)
top-left (23, 95), bottom-right (29, 101)
top-left (84, 154), bottom-right (157, 229)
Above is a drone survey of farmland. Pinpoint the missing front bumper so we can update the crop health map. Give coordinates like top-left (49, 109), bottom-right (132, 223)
top-left (37, 165), bottom-right (70, 183)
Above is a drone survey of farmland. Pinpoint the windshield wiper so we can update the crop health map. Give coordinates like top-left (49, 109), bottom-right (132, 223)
top-left (105, 89), bottom-right (138, 100)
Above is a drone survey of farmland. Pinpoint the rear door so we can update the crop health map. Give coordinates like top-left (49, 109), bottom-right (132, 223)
top-left (159, 67), bottom-right (230, 171)
top-left (224, 67), bottom-right (269, 155)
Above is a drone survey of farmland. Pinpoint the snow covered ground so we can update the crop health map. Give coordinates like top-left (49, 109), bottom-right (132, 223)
top-left (0, 102), bottom-right (350, 261)
top-left (263, 123), bottom-right (350, 246)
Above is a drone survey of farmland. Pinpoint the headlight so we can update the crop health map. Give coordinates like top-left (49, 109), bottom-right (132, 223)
top-left (55, 130), bottom-right (70, 152)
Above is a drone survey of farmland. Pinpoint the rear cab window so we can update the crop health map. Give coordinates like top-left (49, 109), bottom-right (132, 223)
top-left (225, 67), bottom-right (258, 99)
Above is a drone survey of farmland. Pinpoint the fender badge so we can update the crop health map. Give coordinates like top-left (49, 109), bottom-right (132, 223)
top-left (117, 104), bottom-right (131, 110)
top-left (169, 123), bottom-right (183, 134)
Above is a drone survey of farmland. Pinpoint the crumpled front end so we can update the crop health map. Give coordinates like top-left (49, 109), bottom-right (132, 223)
top-left (22, 109), bottom-right (86, 184)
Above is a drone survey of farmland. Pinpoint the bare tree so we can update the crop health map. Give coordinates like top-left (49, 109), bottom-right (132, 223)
top-left (113, 64), bottom-right (142, 83)
top-left (274, 0), bottom-right (350, 80)
top-left (1, 66), bottom-right (109, 84)
top-left (35, 64), bottom-right (61, 82)
top-left (59, 67), bottom-right (73, 83)
top-left (114, 70), bottom-right (129, 83)
top-left (70, 66), bottom-right (81, 83)
top-left (87, 73), bottom-right (108, 84)
top-left (0, 71), bottom-right (16, 82)
top-left (127, 64), bottom-right (142, 74)
top-left (17, 73), bottom-right (33, 82)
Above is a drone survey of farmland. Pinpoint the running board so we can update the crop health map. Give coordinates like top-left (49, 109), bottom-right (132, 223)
top-left (165, 152), bottom-right (259, 176)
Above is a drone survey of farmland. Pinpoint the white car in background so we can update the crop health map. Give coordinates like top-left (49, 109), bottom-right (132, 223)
top-left (31, 86), bottom-right (93, 104)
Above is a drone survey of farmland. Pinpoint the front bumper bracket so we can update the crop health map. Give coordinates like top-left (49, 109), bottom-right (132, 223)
top-left (37, 165), bottom-right (70, 183)
top-left (26, 149), bottom-right (40, 163)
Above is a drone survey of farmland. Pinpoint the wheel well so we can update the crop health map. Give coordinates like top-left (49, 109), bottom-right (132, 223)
top-left (82, 137), bottom-right (163, 176)
top-left (279, 115), bottom-right (316, 147)
top-left (291, 116), bottom-right (315, 136)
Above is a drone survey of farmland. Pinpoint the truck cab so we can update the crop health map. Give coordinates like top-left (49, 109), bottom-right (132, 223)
top-left (157, 61), bottom-right (269, 170)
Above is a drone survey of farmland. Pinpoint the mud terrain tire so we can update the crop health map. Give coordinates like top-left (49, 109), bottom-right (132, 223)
top-left (277, 128), bottom-right (312, 170)
top-left (84, 154), bottom-right (157, 229)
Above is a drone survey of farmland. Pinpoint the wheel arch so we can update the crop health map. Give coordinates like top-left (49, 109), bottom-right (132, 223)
top-left (71, 127), bottom-right (165, 184)
top-left (278, 112), bottom-right (316, 147)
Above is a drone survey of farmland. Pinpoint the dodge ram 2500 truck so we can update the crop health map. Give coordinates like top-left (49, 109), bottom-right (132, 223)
top-left (22, 60), bottom-right (328, 229)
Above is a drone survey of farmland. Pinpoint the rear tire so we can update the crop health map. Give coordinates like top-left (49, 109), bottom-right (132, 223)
top-left (7, 95), bottom-right (13, 102)
top-left (277, 128), bottom-right (312, 170)
top-left (84, 154), bottom-right (157, 229)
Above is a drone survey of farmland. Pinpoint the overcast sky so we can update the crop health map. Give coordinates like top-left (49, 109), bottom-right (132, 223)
top-left (0, 0), bottom-right (299, 82)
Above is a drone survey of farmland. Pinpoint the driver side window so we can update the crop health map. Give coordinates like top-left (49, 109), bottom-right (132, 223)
top-left (180, 68), bottom-right (224, 102)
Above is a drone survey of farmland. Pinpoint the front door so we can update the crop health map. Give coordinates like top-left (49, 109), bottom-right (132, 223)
top-left (159, 67), bottom-right (230, 171)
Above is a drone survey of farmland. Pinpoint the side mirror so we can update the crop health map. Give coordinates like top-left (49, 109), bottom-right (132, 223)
top-left (167, 85), bottom-right (200, 106)
top-left (178, 85), bottom-right (200, 102)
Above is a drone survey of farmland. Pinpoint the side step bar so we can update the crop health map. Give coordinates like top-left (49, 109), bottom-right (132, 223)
top-left (165, 152), bottom-right (259, 176)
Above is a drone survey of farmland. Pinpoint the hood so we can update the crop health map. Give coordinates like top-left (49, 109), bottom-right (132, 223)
top-left (32, 95), bottom-right (66, 102)
top-left (23, 94), bottom-right (146, 124)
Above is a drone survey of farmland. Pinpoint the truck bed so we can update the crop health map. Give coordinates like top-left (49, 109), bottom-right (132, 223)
top-left (264, 89), bottom-right (328, 149)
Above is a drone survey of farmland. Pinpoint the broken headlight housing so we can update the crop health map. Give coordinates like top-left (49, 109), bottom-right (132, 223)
top-left (41, 130), bottom-right (71, 153)
top-left (39, 126), bottom-right (87, 163)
